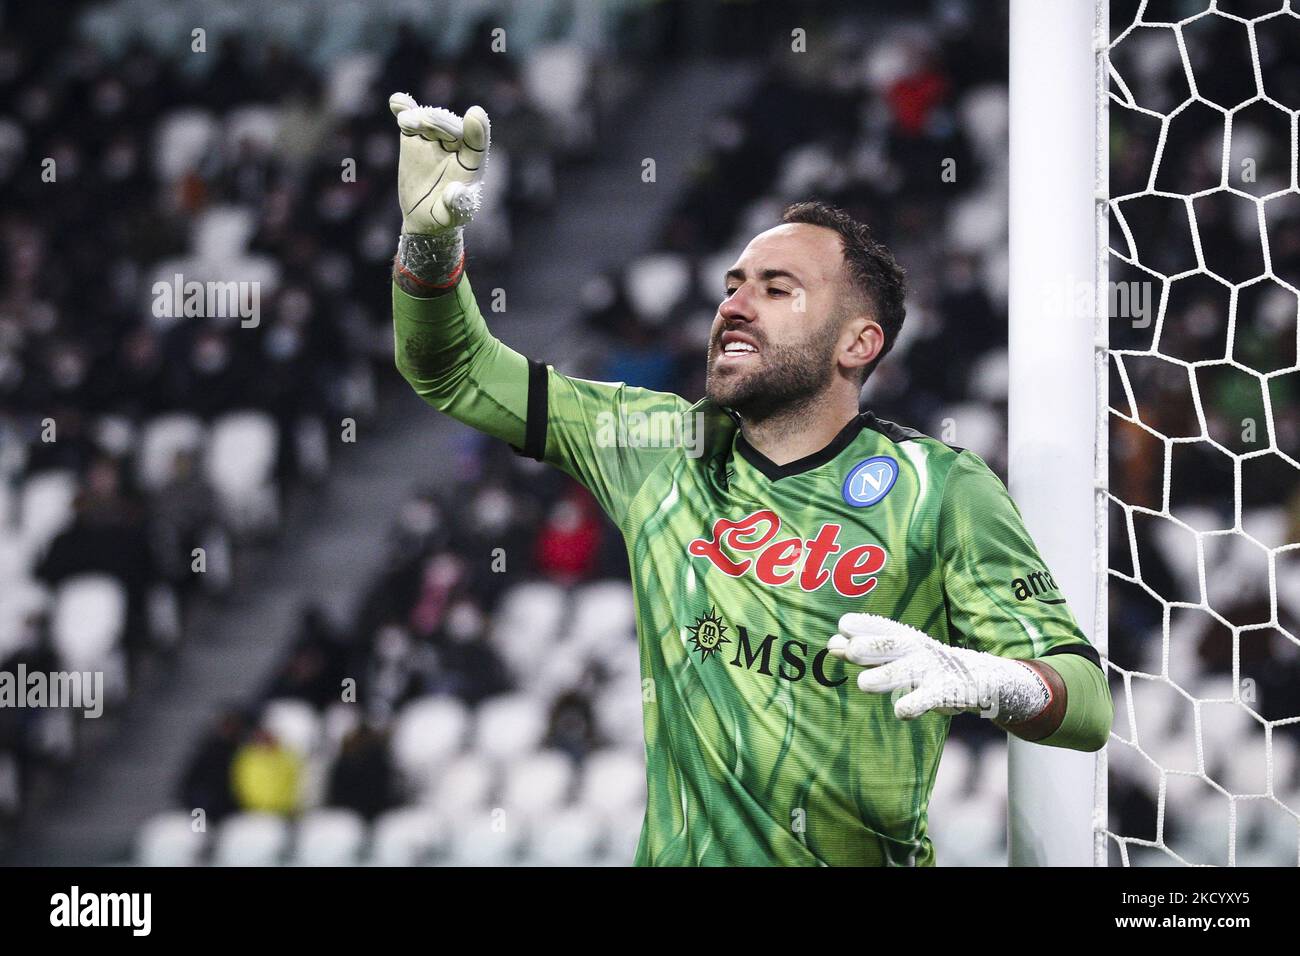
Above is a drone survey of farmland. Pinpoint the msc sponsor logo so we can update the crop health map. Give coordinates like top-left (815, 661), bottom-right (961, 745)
top-left (686, 509), bottom-right (888, 598)
top-left (686, 608), bottom-right (730, 661)
top-left (684, 612), bottom-right (847, 687)
top-left (1011, 568), bottom-right (1066, 605)
top-left (842, 456), bottom-right (898, 507)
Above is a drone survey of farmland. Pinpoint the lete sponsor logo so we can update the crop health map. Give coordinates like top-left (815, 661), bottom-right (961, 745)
top-left (686, 509), bottom-right (888, 597)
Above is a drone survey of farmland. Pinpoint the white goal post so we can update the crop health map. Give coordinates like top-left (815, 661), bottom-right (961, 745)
top-left (1007, 0), bottom-right (1108, 866)
top-left (1011, 0), bottom-right (1300, 867)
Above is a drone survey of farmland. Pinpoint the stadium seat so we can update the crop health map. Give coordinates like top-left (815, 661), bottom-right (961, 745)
top-left (427, 753), bottom-right (495, 814)
top-left (520, 44), bottom-right (592, 151)
top-left (472, 693), bottom-right (548, 763)
top-left (577, 748), bottom-right (646, 817)
top-left (50, 574), bottom-right (127, 673)
top-left (18, 469), bottom-right (78, 557)
top-left (153, 108), bottom-right (220, 181)
top-left (600, 808), bottom-right (644, 866)
top-left (624, 254), bottom-right (691, 325)
top-left (368, 808), bottom-right (442, 866)
top-left (442, 810), bottom-right (522, 866)
top-left (593, 681), bottom-right (646, 748)
top-left (213, 812), bottom-right (290, 866)
top-left (223, 107), bottom-right (280, 157)
top-left (500, 749), bottom-right (576, 820)
top-left (136, 811), bottom-right (207, 866)
top-left (293, 809), bottom-right (367, 866)
top-left (390, 696), bottom-right (468, 790)
top-left (491, 582), bottom-right (568, 676)
top-left (193, 206), bottom-right (256, 261)
top-left (569, 580), bottom-right (636, 654)
top-left (522, 806), bottom-right (606, 866)
top-left (321, 701), bottom-right (363, 753)
top-left (205, 410), bottom-right (279, 535)
top-left (261, 699), bottom-right (323, 758)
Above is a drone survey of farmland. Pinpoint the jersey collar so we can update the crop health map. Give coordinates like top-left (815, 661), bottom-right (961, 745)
top-left (734, 411), bottom-right (871, 481)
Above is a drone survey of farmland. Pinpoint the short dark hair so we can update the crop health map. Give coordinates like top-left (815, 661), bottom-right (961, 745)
top-left (780, 200), bottom-right (907, 384)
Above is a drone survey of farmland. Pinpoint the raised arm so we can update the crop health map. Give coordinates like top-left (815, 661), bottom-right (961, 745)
top-left (388, 93), bottom-right (536, 454)
top-left (387, 93), bottom-right (706, 523)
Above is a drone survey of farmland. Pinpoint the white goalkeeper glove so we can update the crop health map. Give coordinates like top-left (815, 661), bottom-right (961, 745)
top-left (389, 92), bottom-right (491, 235)
top-left (827, 613), bottom-right (1052, 723)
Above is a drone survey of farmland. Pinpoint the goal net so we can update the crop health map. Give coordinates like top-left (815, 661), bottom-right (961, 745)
top-left (1102, 0), bottom-right (1300, 866)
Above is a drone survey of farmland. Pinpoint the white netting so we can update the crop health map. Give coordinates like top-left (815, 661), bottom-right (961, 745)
top-left (1102, 0), bottom-right (1300, 865)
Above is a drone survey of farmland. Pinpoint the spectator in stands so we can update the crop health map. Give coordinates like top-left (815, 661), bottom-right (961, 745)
top-left (429, 599), bottom-right (512, 706)
top-left (533, 488), bottom-right (602, 585)
top-left (263, 605), bottom-right (351, 710)
top-left (177, 708), bottom-right (247, 824)
top-left (230, 726), bottom-right (302, 816)
top-left (326, 723), bottom-right (398, 821)
top-left (36, 455), bottom-right (158, 670)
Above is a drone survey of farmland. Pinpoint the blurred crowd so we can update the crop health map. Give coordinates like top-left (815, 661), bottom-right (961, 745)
top-left (0, 0), bottom-right (608, 838)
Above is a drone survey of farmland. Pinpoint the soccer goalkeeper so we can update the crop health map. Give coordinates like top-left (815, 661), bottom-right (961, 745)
top-left (388, 95), bottom-right (1112, 866)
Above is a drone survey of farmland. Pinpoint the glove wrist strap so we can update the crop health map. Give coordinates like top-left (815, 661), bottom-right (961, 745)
top-left (395, 230), bottom-right (465, 297)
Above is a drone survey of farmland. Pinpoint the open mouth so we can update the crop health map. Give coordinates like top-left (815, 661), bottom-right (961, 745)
top-left (717, 330), bottom-right (760, 362)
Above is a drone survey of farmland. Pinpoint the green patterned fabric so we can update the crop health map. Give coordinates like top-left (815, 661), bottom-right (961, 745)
top-left (395, 275), bottom-right (1110, 867)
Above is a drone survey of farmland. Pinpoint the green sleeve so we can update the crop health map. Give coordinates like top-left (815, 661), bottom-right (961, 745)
top-left (1034, 652), bottom-right (1113, 752)
top-left (393, 274), bottom-right (530, 449)
top-left (937, 449), bottom-right (1112, 750)
top-left (393, 273), bottom-right (693, 526)
top-left (937, 449), bottom-right (1092, 659)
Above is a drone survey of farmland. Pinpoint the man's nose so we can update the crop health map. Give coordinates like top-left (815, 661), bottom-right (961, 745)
top-left (718, 286), bottom-right (755, 322)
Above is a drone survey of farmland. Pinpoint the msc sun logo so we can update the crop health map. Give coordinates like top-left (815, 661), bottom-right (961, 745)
top-left (686, 608), bottom-right (730, 661)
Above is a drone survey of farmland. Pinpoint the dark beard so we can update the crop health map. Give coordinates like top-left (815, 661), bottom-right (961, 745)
top-left (705, 317), bottom-right (840, 423)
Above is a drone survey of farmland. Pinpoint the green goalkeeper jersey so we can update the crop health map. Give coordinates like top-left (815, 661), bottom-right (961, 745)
top-left (394, 275), bottom-right (1111, 867)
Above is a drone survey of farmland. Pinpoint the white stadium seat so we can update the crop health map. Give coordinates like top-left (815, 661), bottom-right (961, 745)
top-left (473, 693), bottom-right (548, 763)
top-left (428, 754), bottom-right (495, 814)
top-left (153, 108), bottom-right (219, 181)
top-left (500, 750), bottom-right (576, 820)
top-left (205, 410), bottom-right (279, 535)
top-left (19, 469), bottom-right (78, 556)
top-left (569, 580), bottom-right (636, 654)
top-left (491, 582), bottom-right (568, 677)
top-left (193, 206), bottom-right (256, 261)
top-left (390, 696), bottom-right (468, 789)
top-left (136, 811), bottom-right (207, 866)
top-left (624, 254), bottom-right (691, 325)
top-left (601, 808), bottom-right (645, 866)
top-left (50, 574), bottom-right (127, 673)
top-left (442, 810), bottom-right (522, 866)
top-left (577, 749), bottom-right (646, 817)
top-left (293, 809), bottom-right (366, 866)
top-left (213, 813), bottom-right (290, 866)
top-left (523, 807), bottom-right (606, 866)
top-left (369, 808), bottom-right (442, 866)
top-left (262, 699), bottom-right (322, 758)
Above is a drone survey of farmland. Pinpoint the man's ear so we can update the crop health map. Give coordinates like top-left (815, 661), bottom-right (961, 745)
top-left (841, 317), bottom-right (884, 379)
